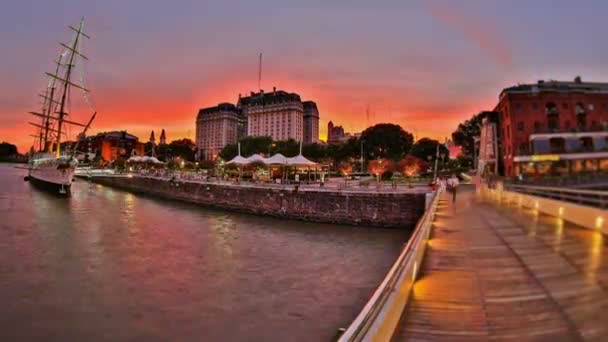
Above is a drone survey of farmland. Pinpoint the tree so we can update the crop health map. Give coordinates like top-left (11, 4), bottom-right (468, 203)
top-left (338, 161), bottom-right (353, 176)
top-left (0, 142), bottom-right (18, 158)
top-left (168, 139), bottom-right (197, 162)
top-left (399, 156), bottom-right (428, 177)
top-left (360, 124), bottom-right (414, 161)
top-left (452, 113), bottom-right (483, 158)
top-left (302, 143), bottom-right (327, 162)
top-left (273, 139), bottom-right (300, 157)
top-left (410, 138), bottom-right (449, 162)
top-left (367, 159), bottom-right (395, 181)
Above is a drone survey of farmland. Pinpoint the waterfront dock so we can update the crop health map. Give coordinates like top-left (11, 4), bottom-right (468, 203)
top-left (80, 174), bottom-right (430, 228)
top-left (339, 187), bottom-right (607, 341)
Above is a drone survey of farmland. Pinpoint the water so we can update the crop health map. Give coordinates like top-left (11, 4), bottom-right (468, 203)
top-left (0, 164), bottom-right (408, 341)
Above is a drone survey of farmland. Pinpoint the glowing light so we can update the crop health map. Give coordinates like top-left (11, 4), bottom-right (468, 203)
top-left (127, 174), bottom-right (133, 178)
top-left (412, 261), bottom-right (418, 281)
top-left (558, 207), bottom-right (564, 217)
top-left (596, 216), bottom-right (604, 230)
top-left (534, 201), bottom-right (539, 209)
top-left (531, 154), bottom-right (560, 162)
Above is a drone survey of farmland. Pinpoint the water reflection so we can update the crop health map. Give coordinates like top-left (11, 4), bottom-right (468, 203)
top-left (0, 164), bottom-right (407, 341)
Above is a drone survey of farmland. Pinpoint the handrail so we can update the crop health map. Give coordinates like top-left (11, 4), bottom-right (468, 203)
top-left (506, 184), bottom-right (608, 196)
top-left (337, 188), bottom-right (442, 341)
top-left (505, 184), bottom-right (607, 209)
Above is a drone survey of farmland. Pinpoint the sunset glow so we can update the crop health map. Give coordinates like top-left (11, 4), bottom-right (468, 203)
top-left (2, 1), bottom-right (608, 153)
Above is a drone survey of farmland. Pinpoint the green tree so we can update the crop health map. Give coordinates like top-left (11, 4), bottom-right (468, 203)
top-left (360, 124), bottom-right (414, 161)
top-left (219, 136), bottom-right (273, 160)
top-left (168, 138), bottom-right (197, 161)
top-left (452, 113), bottom-right (483, 158)
top-left (219, 144), bottom-right (238, 161)
top-left (302, 143), bottom-right (327, 162)
top-left (410, 138), bottom-right (449, 162)
top-left (273, 139), bottom-right (300, 157)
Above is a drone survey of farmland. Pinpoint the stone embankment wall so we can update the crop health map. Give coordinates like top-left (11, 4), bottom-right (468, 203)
top-left (87, 176), bottom-right (427, 228)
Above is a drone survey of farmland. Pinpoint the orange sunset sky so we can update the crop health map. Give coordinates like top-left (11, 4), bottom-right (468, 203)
top-left (2, 0), bottom-right (608, 153)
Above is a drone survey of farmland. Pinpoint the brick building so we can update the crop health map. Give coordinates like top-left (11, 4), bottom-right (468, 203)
top-left (78, 131), bottom-right (144, 162)
top-left (486, 77), bottom-right (608, 178)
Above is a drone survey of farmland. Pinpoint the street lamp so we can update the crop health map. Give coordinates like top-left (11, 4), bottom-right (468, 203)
top-left (360, 140), bottom-right (364, 173)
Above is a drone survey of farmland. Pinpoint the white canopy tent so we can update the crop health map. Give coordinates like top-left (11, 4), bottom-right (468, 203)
top-left (286, 154), bottom-right (318, 167)
top-left (226, 155), bottom-right (249, 165)
top-left (226, 143), bottom-right (249, 165)
top-left (265, 153), bottom-right (288, 165)
top-left (128, 155), bottom-right (164, 164)
top-left (246, 154), bottom-right (267, 164)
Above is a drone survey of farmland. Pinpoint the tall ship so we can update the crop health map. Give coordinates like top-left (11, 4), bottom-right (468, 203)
top-left (26, 18), bottom-right (96, 195)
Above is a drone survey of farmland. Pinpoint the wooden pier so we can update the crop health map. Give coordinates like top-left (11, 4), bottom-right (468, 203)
top-left (394, 189), bottom-right (607, 341)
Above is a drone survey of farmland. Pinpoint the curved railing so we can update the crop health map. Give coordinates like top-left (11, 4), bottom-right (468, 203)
top-left (336, 189), bottom-right (442, 342)
top-left (505, 184), bottom-right (608, 209)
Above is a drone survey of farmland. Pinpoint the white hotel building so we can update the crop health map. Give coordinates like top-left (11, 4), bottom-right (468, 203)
top-left (238, 88), bottom-right (304, 142)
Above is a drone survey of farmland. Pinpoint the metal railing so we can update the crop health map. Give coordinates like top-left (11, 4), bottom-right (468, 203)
top-left (505, 184), bottom-right (608, 209)
top-left (336, 189), bottom-right (442, 341)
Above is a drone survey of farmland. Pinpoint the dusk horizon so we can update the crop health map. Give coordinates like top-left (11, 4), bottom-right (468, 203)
top-left (2, 0), bottom-right (608, 152)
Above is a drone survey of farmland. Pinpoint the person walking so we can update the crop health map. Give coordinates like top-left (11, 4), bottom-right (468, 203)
top-left (448, 174), bottom-right (460, 203)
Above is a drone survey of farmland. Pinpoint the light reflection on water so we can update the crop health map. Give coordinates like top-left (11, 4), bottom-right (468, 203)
top-left (0, 164), bottom-right (408, 341)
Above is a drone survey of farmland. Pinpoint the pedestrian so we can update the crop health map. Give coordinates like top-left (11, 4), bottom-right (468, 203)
top-left (448, 174), bottom-right (459, 203)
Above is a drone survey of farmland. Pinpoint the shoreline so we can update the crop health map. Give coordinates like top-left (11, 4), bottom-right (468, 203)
top-left (81, 174), bottom-right (429, 228)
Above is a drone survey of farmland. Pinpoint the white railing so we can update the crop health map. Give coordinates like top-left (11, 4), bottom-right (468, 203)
top-left (336, 189), bottom-right (442, 342)
top-left (505, 184), bottom-right (608, 209)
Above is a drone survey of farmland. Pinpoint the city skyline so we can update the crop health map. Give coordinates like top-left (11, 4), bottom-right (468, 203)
top-left (2, 0), bottom-right (608, 152)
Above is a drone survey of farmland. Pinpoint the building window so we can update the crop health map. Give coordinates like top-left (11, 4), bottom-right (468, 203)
top-left (545, 103), bottom-right (559, 131)
top-left (549, 138), bottom-right (565, 154)
top-left (534, 121), bottom-right (542, 132)
top-left (519, 143), bottom-right (528, 155)
top-left (580, 137), bottom-right (594, 152)
top-left (517, 122), bottom-right (524, 131)
top-left (514, 103), bottom-right (522, 112)
top-left (575, 103), bottom-right (586, 130)
top-left (532, 103), bottom-right (539, 110)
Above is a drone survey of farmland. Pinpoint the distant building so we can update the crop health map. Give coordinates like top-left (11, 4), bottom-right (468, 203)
top-left (327, 121), bottom-right (357, 144)
top-left (196, 103), bottom-right (241, 160)
top-left (479, 77), bottom-right (608, 177)
top-left (79, 131), bottom-right (145, 162)
top-left (238, 87), bottom-right (304, 141)
top-left (159, 129), bottom-right (167, 145)
top-left (149, 130), bottom-right (156, 144)
top-left (476, 111), bottom-right (502, 175)
top-left (303, 101), bottom-right (320, 143)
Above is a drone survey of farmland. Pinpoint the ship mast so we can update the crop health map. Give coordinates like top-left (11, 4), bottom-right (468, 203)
top-left (43, 56), bottom-right (63, 152)
top-left (28, 18), bottom-right (94, 157)
top-left (55, 18), bottom-right (87, 157)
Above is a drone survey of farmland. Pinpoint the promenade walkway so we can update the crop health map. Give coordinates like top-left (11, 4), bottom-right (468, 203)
top-left (395, 187), bottom-right (607, 341)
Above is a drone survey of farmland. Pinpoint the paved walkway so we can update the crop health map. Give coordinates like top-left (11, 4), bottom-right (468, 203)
top-left (395, 187), bottom-right (607, 341)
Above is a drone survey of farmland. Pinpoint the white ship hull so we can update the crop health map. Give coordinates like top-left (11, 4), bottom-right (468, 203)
top-left (28, 153), bottom-right (78, 195)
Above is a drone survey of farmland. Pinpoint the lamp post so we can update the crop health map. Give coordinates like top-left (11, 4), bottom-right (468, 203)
top-left (360, 140), bottom-right (364, 173)
top-left (268, 143), bottom-right (276, 156)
